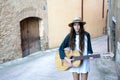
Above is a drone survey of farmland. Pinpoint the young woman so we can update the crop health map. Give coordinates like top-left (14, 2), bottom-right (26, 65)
top-left (59, 17), bottom-right (93, 80)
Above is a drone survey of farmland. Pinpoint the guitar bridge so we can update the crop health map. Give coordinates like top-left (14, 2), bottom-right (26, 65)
top-left (61, 60), bottom-right (64, 66)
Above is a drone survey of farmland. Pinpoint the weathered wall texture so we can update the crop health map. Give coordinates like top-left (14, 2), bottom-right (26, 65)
top-left (0, 0), bottom-right (48, 63)
top-left (108, 0), bottom-right (120, 62)
top-left (107, 0), bottom-right (120, 79)
top-left (115, 0), bottom-right (120, 65)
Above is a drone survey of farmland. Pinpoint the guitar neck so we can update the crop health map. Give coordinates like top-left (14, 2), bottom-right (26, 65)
top-left (75, 54), bottom-right (100, 60)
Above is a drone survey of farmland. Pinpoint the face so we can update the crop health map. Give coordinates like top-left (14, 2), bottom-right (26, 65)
top-left (73, 22), bottom-right (80, 34)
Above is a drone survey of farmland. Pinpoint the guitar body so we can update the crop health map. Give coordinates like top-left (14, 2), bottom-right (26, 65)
top-left (55, 50), bottom-right (82, 71)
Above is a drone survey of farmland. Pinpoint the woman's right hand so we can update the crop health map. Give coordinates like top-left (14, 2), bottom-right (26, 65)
top-left (64, 57), bottom-right (73, 67)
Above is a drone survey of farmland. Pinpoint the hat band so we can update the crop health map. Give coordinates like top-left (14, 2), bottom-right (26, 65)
top-left (73, 19), bottom-right (82, 22)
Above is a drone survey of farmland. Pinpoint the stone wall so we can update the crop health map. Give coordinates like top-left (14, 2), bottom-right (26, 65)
top-left (107, 0), bottom-right (120, 79)
top-left (115, 0), bottom-right (120, 64)
top-left (108, 0), bottom-right (120, 63)
top-left (115, 0), bottom-right (120, 79)
top-left (0, 0), bottom-right (48, 63)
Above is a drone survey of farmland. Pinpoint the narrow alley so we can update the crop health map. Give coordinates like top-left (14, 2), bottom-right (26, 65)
top-left (0, 35), bottom-right (118, 80)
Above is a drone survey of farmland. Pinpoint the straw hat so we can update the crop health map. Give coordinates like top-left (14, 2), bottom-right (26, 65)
top-left (68, 17), bottom-right (86, 27)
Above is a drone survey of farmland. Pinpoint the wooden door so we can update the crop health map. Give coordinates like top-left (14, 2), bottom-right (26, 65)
top-left (20, 17), bottom-right (41, 57)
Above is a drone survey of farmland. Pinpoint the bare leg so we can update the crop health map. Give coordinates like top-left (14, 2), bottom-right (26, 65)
top-left (81, 73), bottom-right (88, 80)
top-left (72, 72), bottom-right (79, 80)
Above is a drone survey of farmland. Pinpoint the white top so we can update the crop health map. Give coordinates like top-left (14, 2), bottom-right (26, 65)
top-left (68, 35), bottom-right (90, 73)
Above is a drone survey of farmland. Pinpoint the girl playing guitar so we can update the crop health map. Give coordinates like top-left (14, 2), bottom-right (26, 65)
top-left (59, 17), bottom-right (93, 80)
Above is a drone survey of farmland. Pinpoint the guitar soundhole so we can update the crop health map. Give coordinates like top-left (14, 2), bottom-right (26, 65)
top-left (70, 56), bottom-right (73, 59)
top-left (70, 56), bottom-right (74, 62)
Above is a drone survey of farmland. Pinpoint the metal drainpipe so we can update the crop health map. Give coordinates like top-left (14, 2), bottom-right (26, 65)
top-left (81, 0), bottom-right (83, 20)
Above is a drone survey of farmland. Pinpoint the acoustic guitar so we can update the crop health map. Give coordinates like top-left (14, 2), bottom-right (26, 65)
top-left (55, 50), bottom-right (82, 71)
top-left (55, 50), bottom-right (113, 71)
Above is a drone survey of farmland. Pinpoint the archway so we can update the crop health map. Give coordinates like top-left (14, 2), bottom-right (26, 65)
top-left (20, 17), bottom-right (41, 57)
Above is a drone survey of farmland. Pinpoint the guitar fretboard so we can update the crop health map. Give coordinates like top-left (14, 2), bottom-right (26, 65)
top-left (74, 54), bottom-right (100, 60)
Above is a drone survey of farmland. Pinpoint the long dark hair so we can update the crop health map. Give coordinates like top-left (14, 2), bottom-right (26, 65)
top-left (69, 23), bottom-right (85, 52)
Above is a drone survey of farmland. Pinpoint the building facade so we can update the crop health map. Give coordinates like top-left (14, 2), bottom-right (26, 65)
top-left (0, 0), bottom-right (48, 63)
top-left (47, 0), bottom-right (108, 48)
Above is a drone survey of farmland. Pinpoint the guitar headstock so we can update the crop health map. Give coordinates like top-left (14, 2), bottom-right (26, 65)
top-left (100, 52), bottom-right (114, 60)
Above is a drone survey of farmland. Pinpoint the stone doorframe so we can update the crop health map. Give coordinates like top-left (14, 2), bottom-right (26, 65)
top-left (16, 8), bottom-right (49, 52)
top-left (19, 17), bottom-right (48, 51)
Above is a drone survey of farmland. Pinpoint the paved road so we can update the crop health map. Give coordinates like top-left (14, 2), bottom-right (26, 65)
top-left (0, 35), bottom-right (110, 80)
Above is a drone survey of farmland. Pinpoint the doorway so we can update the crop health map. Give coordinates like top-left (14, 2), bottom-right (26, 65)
top-left (20, 17), bottom-right (41, 57)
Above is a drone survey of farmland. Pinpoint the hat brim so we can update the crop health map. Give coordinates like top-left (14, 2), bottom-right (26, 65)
top-left (68, 21), bottom-right (86, 27)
